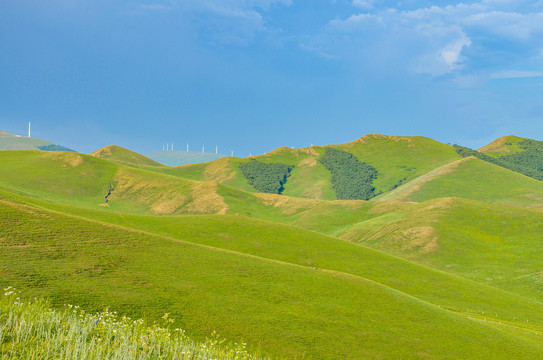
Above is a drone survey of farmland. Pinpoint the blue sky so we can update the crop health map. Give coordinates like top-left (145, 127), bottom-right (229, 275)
top-left (1, 0), bottom-right (542, 155)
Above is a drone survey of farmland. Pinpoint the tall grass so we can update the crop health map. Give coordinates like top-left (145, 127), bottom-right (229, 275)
top-left (0, 288), bottom-right (263, 360)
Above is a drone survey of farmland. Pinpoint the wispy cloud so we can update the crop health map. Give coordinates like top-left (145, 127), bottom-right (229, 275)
top-left (133, 0), bottom-right (292, 45)
top-left (301, 1), bottom-right (543, 80)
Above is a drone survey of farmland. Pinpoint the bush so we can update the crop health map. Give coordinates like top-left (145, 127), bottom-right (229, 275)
top-left (240, 160), bottom-right (293, 194)
top-left (319, 148), bottom-right (378, 200)
top-left (453, 144), bottom-right (543, 181)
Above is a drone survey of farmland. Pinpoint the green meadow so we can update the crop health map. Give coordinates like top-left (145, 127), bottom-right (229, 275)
top-left (1, 132), bottom-right (543, 359)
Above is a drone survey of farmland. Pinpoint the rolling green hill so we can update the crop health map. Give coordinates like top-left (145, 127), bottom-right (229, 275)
top-left (478, 135), bottom-right (528, 155)
top-left (2, 194), bottom-right (543, 359)
top-left (0, 130), bottom-right (75, 152)
top-left (151, 135), bottom-right (462, 201)
top-left (2, 134), bottom-right (543, 359)
top-left (377, 157), bottom-right (543, 206)
top-left (91, 144), bottom-right (163, 167)
top-left (337, 197), bottom-right (543, 299)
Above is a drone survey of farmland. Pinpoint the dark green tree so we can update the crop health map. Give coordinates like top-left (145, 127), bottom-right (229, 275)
top-left (319, 148), bottom-right (378, 200)
top-left (239, 160), bottom-right (293, 194)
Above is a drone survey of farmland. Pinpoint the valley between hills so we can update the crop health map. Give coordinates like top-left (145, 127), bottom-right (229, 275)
top-left (1, 131), bottom-right (543, 359)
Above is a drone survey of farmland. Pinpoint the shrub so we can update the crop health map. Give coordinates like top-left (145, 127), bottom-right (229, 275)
top-left (239, 160), bottom-right (293, 194)
top-left (453, 144), bottom-right (543, 181)
top-left (319, 148), bottom-right (378, 200)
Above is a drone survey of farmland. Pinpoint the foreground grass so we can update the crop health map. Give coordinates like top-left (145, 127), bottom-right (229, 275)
top-left (0, 288), bottom-right (261, 360)
top-left (2, 196), bottom-right (543, 359)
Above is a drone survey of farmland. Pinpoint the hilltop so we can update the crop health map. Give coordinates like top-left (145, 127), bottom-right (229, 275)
top-left (0, 129), bottom-right (75, 152)
top-left (91, 144), bottom-right (163, 167)
top-left (154, 134), bottom-right (461, 201)
top-left (478, 135), bottom-right (528, 155)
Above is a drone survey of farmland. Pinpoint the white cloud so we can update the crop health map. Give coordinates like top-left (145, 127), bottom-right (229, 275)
top-left (302, 1), bottom-right (543, 78)
top-left (413, 31), bottom-right (472, 76)
top-left (134, 0), bottom-right (291, 45)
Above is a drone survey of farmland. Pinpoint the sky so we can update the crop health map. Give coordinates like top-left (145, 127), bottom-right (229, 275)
top-left (1, 0), bottom-right (543, 156)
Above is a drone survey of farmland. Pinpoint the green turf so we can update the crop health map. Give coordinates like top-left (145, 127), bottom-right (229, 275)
top-left (2, 196), bottom-right (543, 359)
top-left (337, 197), bottom-right (543, 300)
top-left (379, 157), bottom-right (543, 206)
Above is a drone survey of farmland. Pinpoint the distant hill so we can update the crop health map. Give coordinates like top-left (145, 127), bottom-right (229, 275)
top-left (91, 145), bottom-right (162, 167)
top-left (146, 150), bottom-right (226, 166)
top-left (478, 135), bottom-right (528, 155)
top-left (0, 130), bottom-right (75, 152)
top-left (451, 135), bottom-right (543, 181)
top-left (377, 156), bottom-right (543, 206)
top-left (154, 134), bottom-right (462, 200)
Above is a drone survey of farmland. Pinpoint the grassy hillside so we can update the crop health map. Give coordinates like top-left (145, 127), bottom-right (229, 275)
top-left (478, 135), bottom-right (528, 155)
top-left (377, 157), bottom-right (543, 207)
top-left (1, 289), bottom-right (262, 359)
top-left (479, 136), bottom-right (543, 175)
top-left (338, 197), bottom-right (543, 300)
top-left (3, 140), bottom-right (543, 358)
top-left (91, 144), bottom-right (163, 167)
top-left (31, 196), bottom-right (543, 325)
top-left (2, 196), bottom-right (543, 359)
top-left (0, 150), bottom-right (238, 215)
top-left (152, 135), bottom-right (461, 201)
top-left (0, 130), bottom-right (74, 151)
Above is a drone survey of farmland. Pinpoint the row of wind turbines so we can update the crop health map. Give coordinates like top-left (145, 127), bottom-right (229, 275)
top-left (162, 143), bottom-right (239, 157)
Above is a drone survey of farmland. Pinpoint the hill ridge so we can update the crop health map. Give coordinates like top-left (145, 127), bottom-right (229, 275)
top-left (91, 144), bottom-right (163, 167)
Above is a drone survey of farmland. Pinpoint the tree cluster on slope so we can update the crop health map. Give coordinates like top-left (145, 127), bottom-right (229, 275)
top-left (319, 148), bottom-right (378, 200)
top-left (453, 144), bottom-right (543, 181)
top-left (500, 139), bottom-right (543, 173)
top-left (240, 159), bottom-right (293, 194)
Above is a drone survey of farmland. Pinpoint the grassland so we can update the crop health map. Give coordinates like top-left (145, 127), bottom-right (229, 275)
top-left (378, 157), bottom-right (543, 207)
top-left (1, 195), bottom-right (543, 359)
top-left (336, 197), bottom-right (543, 299)
top-left (2, 133), bottom-right (543, 359)
top-left (91, 145), bottom-right (163, 167)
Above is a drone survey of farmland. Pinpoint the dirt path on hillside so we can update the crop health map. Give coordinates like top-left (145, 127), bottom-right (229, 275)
top-left (377, 157), bottom-right (474, 202)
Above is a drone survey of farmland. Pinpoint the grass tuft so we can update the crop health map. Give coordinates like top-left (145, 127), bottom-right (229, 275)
top-left (0, 288), bottom-right (264, 360)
